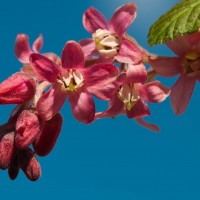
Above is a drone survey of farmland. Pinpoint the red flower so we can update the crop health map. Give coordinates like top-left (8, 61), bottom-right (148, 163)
top-left (149, 30), bottom-right (200, 115)
top-left (81, 3), bottom-right (142, 64)
top-left (30, 41), bottom-right (118, 123)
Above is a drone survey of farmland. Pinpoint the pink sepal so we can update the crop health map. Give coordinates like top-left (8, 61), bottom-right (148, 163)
top-left (95, 96), bottom-right (124, 119)
top-left (82, 63), bottom-right (118, 88)
top-left (171, 75), bottom-right (196, 115)
top-left (30, 53), bottom-right (60, 83)
top-left (36, 82), bottom-right (67, 121)
top-left (126, 99), bottom-right (150, 118)
top-left (110, 3), bottom-right (137, 37)
top-left (32, 34), bottom-right (43, 53)
top-left (15, 34), bottom-right (32, 63)
top-left (68, 87), bottom-right (95, 124)
top-left (62, 41), bottom-right (85, 69)
top-left (149, 56), bottom-right (182, 78)
top-left (140, 81), bottom-right (170, 103)
top-left (135, 118), bottom-right (160, 133)
top-left (115, 39), bottom-right (142, 64)
top-left (83, 7), bottom-right (109, 34)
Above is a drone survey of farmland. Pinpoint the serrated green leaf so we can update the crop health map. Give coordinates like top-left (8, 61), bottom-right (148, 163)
top-left (148, 0), bottom-right (200, 46)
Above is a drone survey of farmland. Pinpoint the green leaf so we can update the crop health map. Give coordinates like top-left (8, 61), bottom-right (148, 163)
top-left (148, 0), bottom-right (200, 46)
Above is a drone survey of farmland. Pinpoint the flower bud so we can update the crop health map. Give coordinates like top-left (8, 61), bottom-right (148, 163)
top-left (33, 113), bottom-right (63, 156)
top-left (8, 155), bottom-right (20, 180)
top-left (0, 73), bottom-right (36, 104)
top-left (15, 110), bottom-right (40, 149)
top-left (0, 132), bottom-right (15, 169)
top-left (18, 148), bottom-right (41, 181)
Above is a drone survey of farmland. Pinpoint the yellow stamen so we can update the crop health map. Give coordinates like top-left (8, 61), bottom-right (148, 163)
top-left (68, 83), bottom-right (76, 91)
top-left (126, 102), bottom-right (132, 111)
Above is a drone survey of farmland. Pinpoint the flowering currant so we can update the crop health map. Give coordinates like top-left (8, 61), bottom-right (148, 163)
top-left (81, 3), bottom-right (142, 64)
top-left (96, 65), bottom-right (170, 131)
top-left (149, 30), bottom-right (200, 115)
top-left (30, 40), bottom-right (119, 123)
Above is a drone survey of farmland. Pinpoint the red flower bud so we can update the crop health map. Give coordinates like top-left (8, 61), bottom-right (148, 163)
top-left (15, 110), bottom-right (40, 149)
top-left (33, 113), bottom-right (63, 156)
top-left (0, 72), bottom-right (36, 104)
top-left (18, 148), bottom-right (41, 181)
top-left (0, 132), bottom-right (15, 169)
top-left (8, 155), bottom-right (20, 180)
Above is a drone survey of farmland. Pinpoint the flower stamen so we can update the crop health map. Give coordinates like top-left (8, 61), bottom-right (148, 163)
top-left (118, 83), bottom-right (140, 111)
top-left (58, 69), bottom-right (84, 92)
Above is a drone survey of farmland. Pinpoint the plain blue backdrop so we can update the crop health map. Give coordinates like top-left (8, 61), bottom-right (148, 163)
top-left (1, 0), bottom-right (200, 199)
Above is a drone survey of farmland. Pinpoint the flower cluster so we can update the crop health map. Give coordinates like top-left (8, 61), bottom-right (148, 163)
top-left (1, 2), bottom-right (198, 181)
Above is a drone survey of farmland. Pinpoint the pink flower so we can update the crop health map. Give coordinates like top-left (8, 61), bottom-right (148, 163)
top-left (96, 66), bottom-right (170, 132)
top-left (81, 3), bottom-right (142, 64)
top-left (30, 41), bottom-right (118, 123)
top-left (149, 30), bottom-right (200, 115)
top-left (15, 34), bottom-right (61, 81)
top-left (15, 33), bottom-right (43, 64)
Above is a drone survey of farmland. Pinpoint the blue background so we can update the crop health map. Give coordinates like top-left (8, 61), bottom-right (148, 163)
top-left (1, 0), bottom-right (200, 199)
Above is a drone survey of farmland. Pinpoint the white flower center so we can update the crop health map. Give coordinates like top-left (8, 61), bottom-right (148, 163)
top-left (58, 69), bottom-right (84, 91)
top-left (118, 83), bottom-right (140, 111)
top-left (93, 29), bottom-right (120, 58)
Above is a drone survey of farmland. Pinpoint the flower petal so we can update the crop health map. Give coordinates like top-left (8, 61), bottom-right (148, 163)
top-left (135, 118), bottom-right (160, 133)
top-left (126, 99), bottom-right (150, 118)
top-left (62, 41), bottom-right (85, 69)
top-left (140, 81), bottom-right (170, 103)
top-left (166, 30), bottom-right (200, 56)
top-left (110, 3), bottom-right (137, 37)
top-left (30, 53), bottom-right (60, 83)
top-left (0, 73), bottom-right (36, 104)
top-left (82, 63), bottom-right (118, 87)
top-left (170, 75), bottom-right (196, 115)
top-left (87, 81), bottom-right (119, 100)
top-left (83, 7), bottom-right (109, 34)
top-left (68, 87), bottom-right (95, 124)
top-left (36, 82), bottom-right (67, 121)
top-left (79, 38), bottom-right (97, 57)
top-left (32, 34), bottom-right (43, 53)
top-left (126, 34), bottom-right (150, 61)
top-left (115, 39), bottom-right (142, 64)
top-left (149, 56), bottom-right (182, 77)
top-left (15, 34), bottom-right (32, 63)
top-left (95, 95), bottom-right (124, 119)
